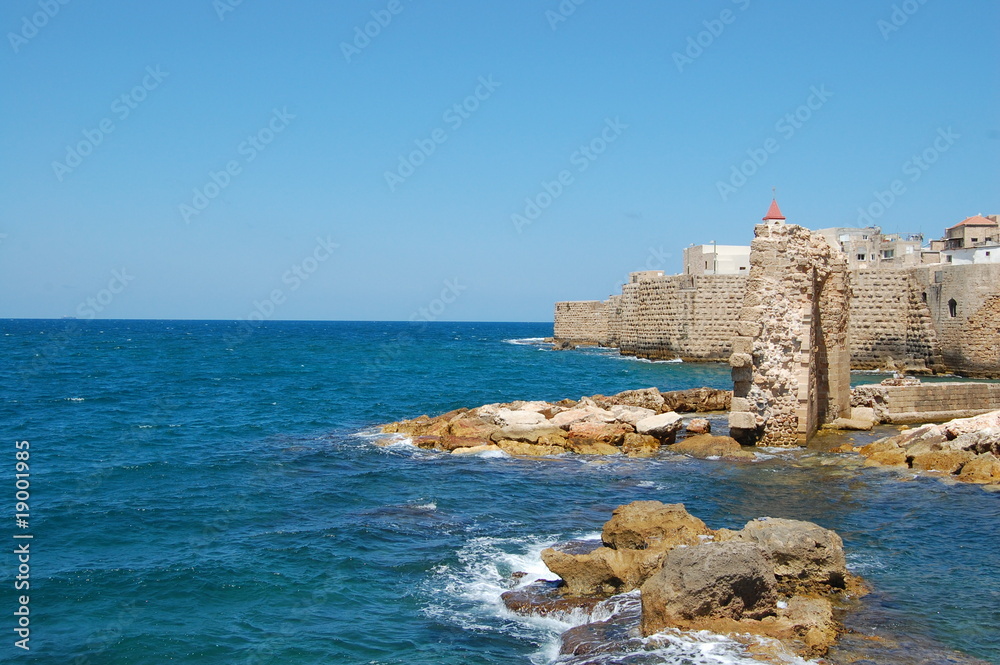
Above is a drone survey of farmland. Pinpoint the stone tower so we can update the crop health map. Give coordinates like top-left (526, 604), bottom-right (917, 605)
top-left (728, 200), bottom-right (851, 446)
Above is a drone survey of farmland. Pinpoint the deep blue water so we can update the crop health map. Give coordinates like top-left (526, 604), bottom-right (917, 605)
top-left (1, 320), bottom-right (997, 664)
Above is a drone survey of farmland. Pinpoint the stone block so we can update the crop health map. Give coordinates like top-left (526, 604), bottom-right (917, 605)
top-left (728, 412), bottom-right (757, 429)
top-left (729, 353), bottom-right (753, 368)
top-left (736, 321), bottom-right (761, 337)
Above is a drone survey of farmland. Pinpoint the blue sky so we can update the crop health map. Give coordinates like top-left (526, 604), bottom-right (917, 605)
top-left (2, 0), bottom-right (998, 322)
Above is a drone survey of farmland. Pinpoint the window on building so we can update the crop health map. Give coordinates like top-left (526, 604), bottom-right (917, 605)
top-left (882, 249), bottom-right (895, 259)
top-left (971, 237), bottom-right (979, 243)
top-left (856, 254), bottom-right (866, 261)
top-left (705, 261), bottom-right (709, 269)
top-left (922, 292), bottom-right (927, 303)
top-left (948, 299), bottom-right (958, 318)
top-left (862, 235), bottom-right (868, 240)
top-left (947, 255), bottom-right (953, 263)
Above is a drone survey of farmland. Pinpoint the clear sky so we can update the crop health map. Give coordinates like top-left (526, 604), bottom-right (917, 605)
top-left (2, 0), bottom-right (998, 322)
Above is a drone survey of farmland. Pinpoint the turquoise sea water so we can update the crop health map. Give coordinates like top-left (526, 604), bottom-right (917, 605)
top-left (2, 320), bottom-right (998, 664)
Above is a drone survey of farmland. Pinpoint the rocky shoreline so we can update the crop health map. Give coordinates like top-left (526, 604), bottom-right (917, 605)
top-left (847, 410), bottom-right (1000, 486)
top-left (502, 501), bottom-right (865, 662)
top-left (379, 387), bottom-right (745, 458)
top-left (378, 385), bottom-right (1000, 490)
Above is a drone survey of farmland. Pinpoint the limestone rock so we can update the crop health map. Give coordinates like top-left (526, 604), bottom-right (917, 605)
top-left (549, 406), bottom-right (616, 429)
top-left (493, 409), bottom-right (546, 428)
top-left (950, 428), bottom-right (1000, 456)
top-left (685, 417), bottom-right (711, 434)
top-left (491, 424), bottom-right (566, 444)
top-left (640, 542), bottom-right (778, 635)
top-left (495, 440), bottom-right (564, 457)
top-left (541, 546), bottom-right (667, 596)
top-left (722, 517), bottom-right (847, 593)
top-left (601, 501), bottom-right (713, 551)
top-left (661, 387), bottom-right (732, 413)
top-left (447, 417), bottom-right (500, 439)
top-left (451, 444), bottom-right (502, 455)
top-left (568, 421), bottom-right (633, 445)
top-left (909, 449), bottom-right (976, 473)
top-left (825, 417), bottom-right (875, 431)
top-left (621, 433), bottom-right (660, 457)
top-left (957, 453), bottom-right (1000, 483)
top-left (671, 434), bottom-right (750, 459)
top-left (609, 404), bottom-right (655, 426)
top-left (610, 387), bottom-right (665, 411)
top-left (560, 438), bottom-right (619, 456)
top-left (635, 412), bottom-right (683, 442)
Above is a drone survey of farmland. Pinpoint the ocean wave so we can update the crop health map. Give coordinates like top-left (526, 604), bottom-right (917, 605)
top-left (425, 533), bottom-right (796, 665)
top-left (503, 337), bottom-right (551, 346)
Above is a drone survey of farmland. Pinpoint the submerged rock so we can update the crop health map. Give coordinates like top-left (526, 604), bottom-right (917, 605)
top-left (670, 434), bottom-right (753, 460)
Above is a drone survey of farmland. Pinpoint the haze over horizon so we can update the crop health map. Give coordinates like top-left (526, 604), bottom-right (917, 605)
top-left (2, 0), bottom-right (998, 322)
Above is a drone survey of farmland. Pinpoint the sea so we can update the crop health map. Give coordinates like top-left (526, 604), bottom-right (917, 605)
top-left (1, 319), bottom-right (998, 665)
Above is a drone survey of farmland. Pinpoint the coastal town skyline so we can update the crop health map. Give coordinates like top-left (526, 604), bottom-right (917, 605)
top-left (2, 0), bottom-right (998, 322)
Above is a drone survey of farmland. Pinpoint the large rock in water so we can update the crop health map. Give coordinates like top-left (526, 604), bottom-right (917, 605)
top-left (610, 387), bottom-right (666, 412)
top-left (541, 502), bottom-right (712, 596)
top-left (640, 541), bottom-right (778, 635)
top-left (601, 501), bottom-right (712, 550)
top-left (718, 517), bottom-right (847, 593)
top-left (670, 434), bottom-right (753, 460)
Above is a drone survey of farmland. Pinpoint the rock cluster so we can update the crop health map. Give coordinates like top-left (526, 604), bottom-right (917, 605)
top-left (853, 409), bottom-right (1000, 486)
top-left (509, 501), bottom-right (862, 659)
top-left (380, 387), bottom-right (734, 458)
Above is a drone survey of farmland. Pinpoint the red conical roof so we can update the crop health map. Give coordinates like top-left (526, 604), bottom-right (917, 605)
top-left (762, 198), bottom-right (786, 221)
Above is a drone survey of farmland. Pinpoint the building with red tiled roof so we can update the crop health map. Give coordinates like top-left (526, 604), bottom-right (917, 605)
top-left (943, 215), bottom-right (999, 250)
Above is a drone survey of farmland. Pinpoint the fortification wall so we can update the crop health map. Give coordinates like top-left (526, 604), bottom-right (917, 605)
top-left (848, 269), bottom-right (940, 371)
top-left (553, 300), bottom-right (612, 344)
top-left (614, 274), bottom-right (746, 361)
top-left (553, 263), bottom-right (999, 377)
top-left (853, 382), bottom-right (1000, 423)
top-left (911, 264), bottom-right (1000, 377)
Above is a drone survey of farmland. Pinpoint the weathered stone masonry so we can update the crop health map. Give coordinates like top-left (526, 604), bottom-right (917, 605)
top-left (727, 222), bottom-right (851, 446)
top-left (554, 264), bottom-right (999, 377)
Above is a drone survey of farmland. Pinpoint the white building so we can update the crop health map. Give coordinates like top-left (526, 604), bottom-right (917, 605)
top-left (682, 244), bottom-right (751, 276)
top-left (942, 244), bottom-right (1000, 265)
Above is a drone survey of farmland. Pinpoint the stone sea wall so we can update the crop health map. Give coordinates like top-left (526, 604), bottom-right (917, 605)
top-left (555, 263), bottom-right (1000, 377)
top-left (553, 300), bottom-right (613, 344)
top-left (853, 381), bottom-right (1000, 424)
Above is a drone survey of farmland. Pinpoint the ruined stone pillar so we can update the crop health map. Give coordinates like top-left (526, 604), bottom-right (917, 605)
top-left (728, 219), bottom-right (851, 446)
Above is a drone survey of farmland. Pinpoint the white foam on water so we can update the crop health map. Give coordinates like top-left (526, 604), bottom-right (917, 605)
top-left (66, 397), bottom-right (85, 402)
top-left (503, 337), bottom-right (550, 346)
top-left (425, 531), bottom-right (806, 665)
